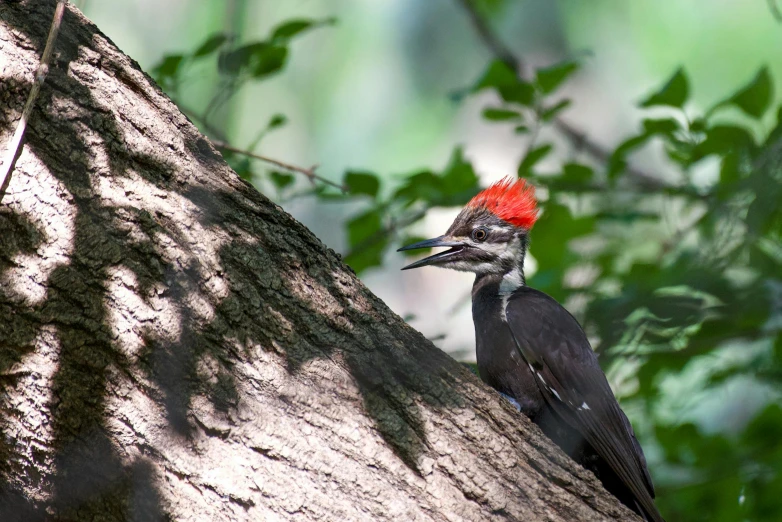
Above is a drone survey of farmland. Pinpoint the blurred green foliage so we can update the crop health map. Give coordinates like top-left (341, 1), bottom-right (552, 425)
top-left (152, 7), bottom-right (782, 521)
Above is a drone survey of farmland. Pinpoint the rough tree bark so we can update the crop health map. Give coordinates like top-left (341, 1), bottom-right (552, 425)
top-left (0, 2), bottom-right (639, 521)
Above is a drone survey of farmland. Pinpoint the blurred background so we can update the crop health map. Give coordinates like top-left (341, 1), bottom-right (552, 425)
top-left (77, 1), bottom-right (782, 520)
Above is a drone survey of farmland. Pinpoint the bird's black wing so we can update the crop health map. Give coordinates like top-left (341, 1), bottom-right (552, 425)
top-left (504, 287), bottom-right (663, 522)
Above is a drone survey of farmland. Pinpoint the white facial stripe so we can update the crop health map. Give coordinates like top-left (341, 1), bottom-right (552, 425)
top-left (439, 229), bottom-right (526, 279)
top-left (445, 260), bottom-right (495, 273)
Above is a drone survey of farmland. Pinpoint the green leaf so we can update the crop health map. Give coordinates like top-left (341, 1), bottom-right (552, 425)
top-left (642, 118), bottom-right (680, 135)
top-left (640, 67), bottom-right (689, 108)
top-left (272, 20), bottom-right (314, 41)
top-left (725, 66), bottom-right (773, 119)
top-left (767, 104), bottom-right (782, 146)
top-left (391, 149), bottom-right (480, 207)
top-left (218, 43), bottom-right (257, 75)
top-left (540, 99), bottom-right (571, 121)
top-left (270, 171), bottom-right (294, 190)
top-left (271, 18), bottom-right (335, 42)
top-left (719, 151), bottom-right (741, 185)
top-left (536, 60), bottom-right (579, 94)
top-left (268, 114), bottom-right (287, 129)
top-left (608, 134), bottom-right (652, 177)
top-left (473, 60), bottom-right (518, 91)
top-left (746, 182), bottom-right (782, 236)
top-left (250, 45), bottom-right (288, 78)
top-left (392, 170), bottom-right (439, 206)
top-left (742, 403), bottom-right (782, 450)
top-left (344, 209), bottom-right (386, 274)
top-left (562, 163), bottom-right (593, 183)
top-left (514, 125), bottom-right (530, 134)
top-left (693, 124), bottom-right (756, 158)
top-left (229, 156), bottom-right (253, 181)
top-left (193, 34), bottom-right (228, 58)
top-left (218, 43), bottom-right (288, 78)
top-left (549, 163), bottom-right (593, 192)
top-left (439, 148), bottom-right (481, 203)
top-left (473, 60), bottom-right (534, 106)
top-left (502, 82), bottom-right (535, 106)
top-left (347, 209), bottom-right (383, 248)
top-left (482, 107), bottom-right (521, 121)
top-left (153, 54), bottom-right (185, 82)
top-left (518, 144), bottom-right (553, 176)
top-left (344, 239), bottom-right (387, 275)
top-left (689, 118), bottom-right (707, 133)
top-left (345, 171), bottom-right (380, 198)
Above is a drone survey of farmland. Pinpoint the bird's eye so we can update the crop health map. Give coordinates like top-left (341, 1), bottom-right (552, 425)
top-left (472, 228), bottom-right (488, 242)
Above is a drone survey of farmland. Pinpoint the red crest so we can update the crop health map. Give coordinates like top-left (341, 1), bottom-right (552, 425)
top-left (467, 177), bottom-right (538, 229)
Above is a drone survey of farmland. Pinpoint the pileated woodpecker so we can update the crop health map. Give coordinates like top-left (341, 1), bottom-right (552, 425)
top-left (399, 178), bottom-right (664, 522)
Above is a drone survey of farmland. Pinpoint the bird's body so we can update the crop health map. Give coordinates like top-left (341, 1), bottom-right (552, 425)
top-left (400, 178), bottom-right (664, 522)
top-left (472, 273), bottom-right (545, 418)
top-left (474, 273), bottom-right (657, 519)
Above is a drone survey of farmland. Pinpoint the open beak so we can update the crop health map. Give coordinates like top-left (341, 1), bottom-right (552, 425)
top-left (397, 235), bottom-right (467, 270)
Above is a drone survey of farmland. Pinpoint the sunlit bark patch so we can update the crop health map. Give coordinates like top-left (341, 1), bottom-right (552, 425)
top-left (3, 154), bottom-right (75, 306)
top-left (104, 265), bottom-right (181, 357)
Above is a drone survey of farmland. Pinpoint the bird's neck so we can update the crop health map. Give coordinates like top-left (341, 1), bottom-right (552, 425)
top-left (498, 238), bottom-right (527, 295)
top-left (473, 260), bottom-right (526, 297)
top-left (499, 264), bottom-right (525, 294)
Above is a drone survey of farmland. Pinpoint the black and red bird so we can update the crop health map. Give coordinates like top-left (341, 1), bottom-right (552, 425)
top-left (399, 178), bottom-right (664, 522)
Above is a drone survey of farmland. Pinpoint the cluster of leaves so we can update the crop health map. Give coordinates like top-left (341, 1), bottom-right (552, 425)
top-left (153, 18), bottom-right (334, 95)
top-left (151, 18), bottom-right (334, 188)
top-left (587, 68), bottom-right (781, 522)
top-left (152, 13), bottom-right (782, 521)
top-left (485, 62), bottom-right (780, 521)
top-left (340, 57), bottom-right (782, 521)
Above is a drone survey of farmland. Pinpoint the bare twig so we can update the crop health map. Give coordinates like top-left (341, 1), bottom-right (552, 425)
top-left (1, 0), bottom-right (67, 199)
top-left (552, 119), bottom-right (662, 187)
top-left (179, 104), bottom-right (347, 192)
top-left (455, 0), bottom-right (663, 187)
top-left (212, 141), bottom-right (348, 193)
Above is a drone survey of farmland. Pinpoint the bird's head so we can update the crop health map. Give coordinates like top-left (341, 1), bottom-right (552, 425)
top-left (399, 177), bottom-right (538, 276)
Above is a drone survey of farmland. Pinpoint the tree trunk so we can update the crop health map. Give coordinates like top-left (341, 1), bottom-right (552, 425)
top-left (0, 2), bottom-right (638, 521)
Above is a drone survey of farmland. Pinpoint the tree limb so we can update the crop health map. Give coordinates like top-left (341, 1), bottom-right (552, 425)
top-left (455, 0), bottom-right (663, 187)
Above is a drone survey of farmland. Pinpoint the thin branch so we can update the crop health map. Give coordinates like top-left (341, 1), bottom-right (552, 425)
top-left (455, 0), bottom-right (521, 74)
top-left (212, 141), bottom-right (348, 193)
top-left (455, 0), bottom-right (663, 187)
top-left (180, 106), bottom-right (345, 191)
top-left (769, 0), bottom-right (782, 22)
top-left (0, 0), bottom-right (67, 199)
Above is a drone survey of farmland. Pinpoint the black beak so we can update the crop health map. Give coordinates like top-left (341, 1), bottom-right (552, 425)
top-left (397, 235), bottom-right (467, 270)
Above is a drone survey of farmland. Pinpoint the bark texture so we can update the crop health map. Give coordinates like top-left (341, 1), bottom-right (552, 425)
top-left (0, 2), bottom-right (639, 521)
